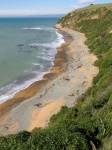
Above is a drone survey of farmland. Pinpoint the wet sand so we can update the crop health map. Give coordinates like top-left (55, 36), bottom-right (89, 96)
top-left (0, 24), bottom-right (98, 136)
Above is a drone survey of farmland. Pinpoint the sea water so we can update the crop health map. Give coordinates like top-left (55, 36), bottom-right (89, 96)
top-left (0, 17), bottom-right (65, 103)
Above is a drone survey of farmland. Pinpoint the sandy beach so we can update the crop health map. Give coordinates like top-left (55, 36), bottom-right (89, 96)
top-left (0, 24), bottom-right (98, 136)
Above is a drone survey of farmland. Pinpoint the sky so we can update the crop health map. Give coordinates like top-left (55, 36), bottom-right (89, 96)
top-left (0, 0), bottom-right (111, 16)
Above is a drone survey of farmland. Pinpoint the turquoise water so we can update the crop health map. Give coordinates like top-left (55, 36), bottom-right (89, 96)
top-left (0, 18), bottom-right (64, 103)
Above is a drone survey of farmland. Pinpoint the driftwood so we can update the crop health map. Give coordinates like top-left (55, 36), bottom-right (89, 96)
top-left (90, 141), bottom-right (96, 150)
top-left (63, 77), bottom-right (70, 81)
top-left (34, 103), bottom-right (42, 108)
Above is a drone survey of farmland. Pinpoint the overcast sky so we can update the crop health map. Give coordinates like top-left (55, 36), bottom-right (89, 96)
top-left (0, 0), bottom-right (111, 16)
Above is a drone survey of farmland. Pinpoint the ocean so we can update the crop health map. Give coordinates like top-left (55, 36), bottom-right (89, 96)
top-left (0, 17), bottom-right (65, 104)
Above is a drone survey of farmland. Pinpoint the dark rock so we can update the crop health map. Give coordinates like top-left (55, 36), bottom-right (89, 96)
top-left (17, 44), bottom-right (24, 47)
top-left (34, 103), bottom-right (42, 107)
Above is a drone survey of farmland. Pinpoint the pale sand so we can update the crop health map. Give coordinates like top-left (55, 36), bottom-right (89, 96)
top-left (0, 24), bottom-right (99, 136)
top-left (0, 111), bottom-right (13, 132)
top-left (28, 99), bottom-right (64, 131)
top-left (3, 122), bottom-right (19, 136)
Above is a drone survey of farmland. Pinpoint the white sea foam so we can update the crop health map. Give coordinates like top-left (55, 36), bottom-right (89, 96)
top-left (32, 63), bottom-right (43, 67)
top-left (23, 27), bottom-right (41, 30)
top-left (29, 29), bottom-right (64, 49)
top-left (36, 56), bottom-right (53, 61)
top-left (23, 26), bottom-right (54, 31)
top-left (0, 72), bottom-right (46, 104)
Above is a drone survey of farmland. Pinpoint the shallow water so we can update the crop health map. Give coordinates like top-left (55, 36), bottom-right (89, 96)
top-left (0, 17), bottom-right (65, 103)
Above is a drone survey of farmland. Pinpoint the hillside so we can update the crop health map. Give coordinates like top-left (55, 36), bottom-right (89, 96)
top-left (0, 3), bottom-right (112, 150)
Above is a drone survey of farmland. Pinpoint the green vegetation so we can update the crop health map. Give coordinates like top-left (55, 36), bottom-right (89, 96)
top-left (0, 3), bottom-right (112, 150)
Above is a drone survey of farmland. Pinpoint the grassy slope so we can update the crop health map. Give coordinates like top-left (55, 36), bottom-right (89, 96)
top-left (0, 3), bottom-right (112, 150)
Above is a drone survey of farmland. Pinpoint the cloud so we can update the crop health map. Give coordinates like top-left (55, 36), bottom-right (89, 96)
top-left (0, 9), bottom-right (68, 16)
top-left (0, 10), bottom-right (40, 16)
top-left (70, 5), bottom-right (80, 9)
top-left (78, 0), bottom-right (95, 3)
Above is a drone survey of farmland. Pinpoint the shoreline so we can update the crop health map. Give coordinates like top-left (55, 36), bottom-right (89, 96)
top-left (0, 25), bottom-right (98, 136)
top-left (0, 29), bottom-right (72, 115)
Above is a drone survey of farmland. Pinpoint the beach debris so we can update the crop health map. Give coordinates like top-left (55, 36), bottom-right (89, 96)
top-left (34, 103), bottom-right (42, 108)
top-left (5, 126), bottom-right (9, 130)
top-left (82, 81), bottom-right (87, 86)
top-left (39, 94), bottom-right (43, 98)
top-left (77, 64), bottom-right (82, 68)
top-left (69, 93), bottom-right (75, 96)
top-left (63, 77), bottom-right (70, 81)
